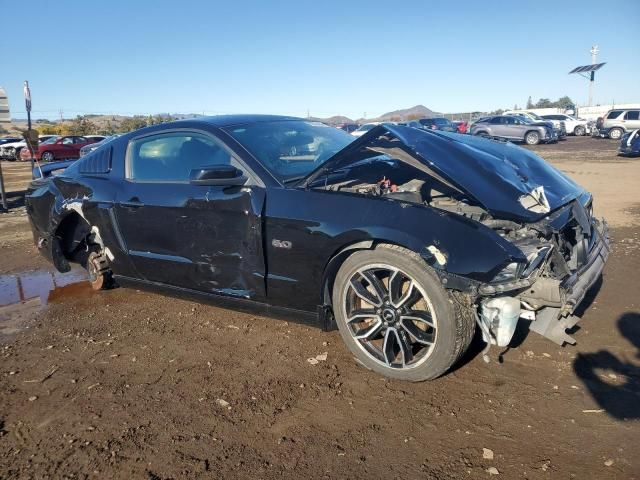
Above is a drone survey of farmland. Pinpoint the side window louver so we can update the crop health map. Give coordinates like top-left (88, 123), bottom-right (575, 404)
top-left (79, 146), bottom-right (112, 174)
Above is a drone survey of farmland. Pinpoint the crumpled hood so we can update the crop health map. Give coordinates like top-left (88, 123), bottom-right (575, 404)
top-left (312, 125), bottom-right (585, 223)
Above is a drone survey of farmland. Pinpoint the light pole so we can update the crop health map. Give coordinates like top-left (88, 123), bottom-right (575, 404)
top-left (589, 45), bottom-right (598, 107)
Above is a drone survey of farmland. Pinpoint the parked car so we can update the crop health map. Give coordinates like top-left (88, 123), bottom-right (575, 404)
top-left (470, 115), bottom-right (557, 145)
top-left (25, 116), bottom-right (608, 381)
top-left (452, 121), bottom-right (468, 134)
top-left (36, 135), bottom-right (98, 162)
top-left (0, 137), bottom-right (21, 146)
top-left (79, 135), bottom-right (120, 157)
top-left (85, 135), bottom-right (107, 143)
top-left (618, 129), bottom-right (640, 157)
top-left (351, 122), bottom-right (382, 137)
top-left (504, 111), bottom-right (566, 139)
top-left (417, 117), bottom-right (457, 132)
top-left (0, 135), bottom-right (58, 161)
top-left (541, 114), bottom-right (591, 136)
top-left (595, 108), bottom-right (640, 139)
top-left (337, 123), bottom-right (359, 134)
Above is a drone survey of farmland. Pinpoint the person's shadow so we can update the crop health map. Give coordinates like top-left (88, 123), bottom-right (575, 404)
top-left (573, 312), bottom-right (640, 420)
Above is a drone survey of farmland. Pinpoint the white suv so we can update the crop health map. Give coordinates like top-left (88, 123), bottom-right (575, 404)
top-left (596, 109), bottom-right (640, 139)
top-left (541, 114), bottom-right (591, 136)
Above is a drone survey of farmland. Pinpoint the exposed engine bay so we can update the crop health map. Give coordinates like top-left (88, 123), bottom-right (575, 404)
top-left (313, 152), bottom-right (609, 349)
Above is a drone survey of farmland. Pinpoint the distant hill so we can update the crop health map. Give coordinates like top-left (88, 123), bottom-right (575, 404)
top-left (309, 115), bottom-right (355, 125)
top-left (358, 104), bottom-right (441, 123)
top-left (1, 106), bottom-right (448, 136)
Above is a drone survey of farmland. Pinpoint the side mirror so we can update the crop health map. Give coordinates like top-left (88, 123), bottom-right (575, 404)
top-left (189, 165), bottom-right (247, 186)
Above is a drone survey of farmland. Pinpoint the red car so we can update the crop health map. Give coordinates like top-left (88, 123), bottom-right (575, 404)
top-left (453, 121), bottom-right (468, 134)
top-left (36, 135), bottom-right (98, 162)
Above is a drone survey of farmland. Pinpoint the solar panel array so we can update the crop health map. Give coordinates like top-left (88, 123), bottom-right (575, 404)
top-left (569, 63), bottom-right (606, 74)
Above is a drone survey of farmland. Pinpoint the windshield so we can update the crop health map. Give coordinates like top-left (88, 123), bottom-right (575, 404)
top-left (528, 112), bottom-right (543, 120)
top-left (41, 136), bottom-right (59, 145)
top-left (225, 120), bottom-right (355, 182)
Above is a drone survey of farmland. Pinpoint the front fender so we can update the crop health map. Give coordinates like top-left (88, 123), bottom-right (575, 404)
top-left (264, 188), bottom-right (524, 312)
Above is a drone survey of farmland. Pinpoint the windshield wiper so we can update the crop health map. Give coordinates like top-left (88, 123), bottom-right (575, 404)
top-left (282, 175), bottom-right (306, 185)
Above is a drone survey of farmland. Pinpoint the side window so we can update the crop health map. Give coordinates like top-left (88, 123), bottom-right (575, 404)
top-left (607, 110), bottom-right (622, 119)
top-left (127, 132), bottom-right (232, 182)
top-left (74, 137), bottom-right (88, 144)
top-left (624, 111), bottom-right (639, 120)
top-left (489, 117), bottom-right (502, 124)
top-left (61, 137), bottom-right (74, 145)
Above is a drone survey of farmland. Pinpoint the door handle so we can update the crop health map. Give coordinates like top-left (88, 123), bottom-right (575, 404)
top-left (120, 197), bottom-right (144, 208)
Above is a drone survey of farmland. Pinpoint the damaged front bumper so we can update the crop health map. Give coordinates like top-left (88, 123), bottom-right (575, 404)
top-left (479, 218), bottom-right (610, 347)
top-left (527, 219), bottom-right (609, 345)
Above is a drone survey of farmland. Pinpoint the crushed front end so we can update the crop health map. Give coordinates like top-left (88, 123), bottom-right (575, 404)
top-left (476, 198), bottom-right (609, 346)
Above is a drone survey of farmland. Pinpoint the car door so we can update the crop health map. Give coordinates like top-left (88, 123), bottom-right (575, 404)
top-left (57, 136), bottom-right (77, 159)
top-left (623, 110), bottom-right (640, 130)
top-left (502, 116), bottom-right (524, 139)
top-left (488, 117), bottom-right (506, 136)
top-left (113, 129), bottom-right (267, 300)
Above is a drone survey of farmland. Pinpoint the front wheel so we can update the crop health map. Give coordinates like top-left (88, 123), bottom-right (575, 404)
top-left (608, 128), bottom-right (623, 140)
top-left (525, 131), bottom-right (540, 145)
top-left (41, 151), bottom-right (55, 162)
top-left (332, 245), bottom-right (475, 381)
top-left (574, 125), bottom-right (586, 136)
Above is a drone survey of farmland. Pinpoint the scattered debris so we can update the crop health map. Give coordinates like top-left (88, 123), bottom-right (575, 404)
top-left (307, 352), bottom-right (328, 365)
top-left (604, 459), bottom-right (614, 467)
top-left (483, 448), bottom-right (494, 460)
top-left (486, 466), bottom-right (499, 475)
top-left (28, 396), bottom-right (37, 402)
top-left (23, 366), bottom-right (59, 384)
top-left (582, 409), bottom-right (605, 414)
top-left (216, 398), bottom-right (230, 408)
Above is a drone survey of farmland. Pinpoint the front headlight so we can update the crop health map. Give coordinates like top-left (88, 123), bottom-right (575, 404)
top-left (492, 262), bottom-right (525, 282)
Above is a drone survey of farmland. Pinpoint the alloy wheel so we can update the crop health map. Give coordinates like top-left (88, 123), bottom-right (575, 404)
top-left (525, 132), bottom-right (539, 145)
top-left (609, 128), bottom-right (623, 140)
top-left (342, 265), bottom-right (437, 369)
top-left (42, 151), bottom-right (54, 162)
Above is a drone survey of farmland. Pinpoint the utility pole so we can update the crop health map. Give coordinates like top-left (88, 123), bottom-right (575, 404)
top-left (589, 45), bottom-right (598, 107)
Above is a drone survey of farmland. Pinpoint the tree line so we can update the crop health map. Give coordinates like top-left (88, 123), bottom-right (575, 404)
top-left (34, 114), bottom-right (175, 136)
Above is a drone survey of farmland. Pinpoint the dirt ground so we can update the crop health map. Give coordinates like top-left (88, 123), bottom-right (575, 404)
top-left (1, 136), bottom-right (639, 479)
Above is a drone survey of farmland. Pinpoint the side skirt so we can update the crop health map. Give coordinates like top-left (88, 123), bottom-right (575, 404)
top-left (113, 275), bottom-right (322, 329)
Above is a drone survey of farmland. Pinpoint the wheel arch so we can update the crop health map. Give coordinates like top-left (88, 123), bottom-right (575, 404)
top-left (319, 237), bottom-right (439, 328)
top-left (53, 210), bottom-right (94, 266)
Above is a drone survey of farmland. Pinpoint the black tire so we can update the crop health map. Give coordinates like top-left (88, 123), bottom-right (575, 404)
top-left (608, 128), bottom-right (623, 140)
top-left (41, 151), bottom-right (55, 162)
top-left (332, 244), bottom-right (475, 381)
top-left (475, 131), bottom-right (490, 137)
top-left (524, 130), bottom-right (540, 145)
top-left (574, 125), bottom-right (586, 136)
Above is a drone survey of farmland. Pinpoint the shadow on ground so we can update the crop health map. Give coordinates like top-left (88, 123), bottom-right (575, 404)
top-left (573, 312), bottom-right (640, 420)
top-left (0, 189), bottom-right (26, 211)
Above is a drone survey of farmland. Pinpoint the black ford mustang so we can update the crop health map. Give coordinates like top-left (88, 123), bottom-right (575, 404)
top-left (26, 115), bottom-right (609, 381)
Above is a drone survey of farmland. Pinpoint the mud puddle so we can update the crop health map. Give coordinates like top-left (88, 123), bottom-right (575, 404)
top-left (0, 268), bottom-right (89, 337)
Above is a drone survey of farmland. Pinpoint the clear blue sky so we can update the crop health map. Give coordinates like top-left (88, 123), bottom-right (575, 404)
top-left (2, 0), bottom-right (639, 120)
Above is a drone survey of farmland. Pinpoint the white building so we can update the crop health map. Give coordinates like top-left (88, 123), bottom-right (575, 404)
top-left (0, 87), bottom-right (10, 124)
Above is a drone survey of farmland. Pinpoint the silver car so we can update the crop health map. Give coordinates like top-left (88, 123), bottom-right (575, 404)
top-left (470, 115), bottom-right (557, 145)
top-left (596, 109), bottom-right (640, 139)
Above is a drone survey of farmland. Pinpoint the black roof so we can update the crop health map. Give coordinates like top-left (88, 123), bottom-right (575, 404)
top-left (198, 114), bottom-right (303, 128)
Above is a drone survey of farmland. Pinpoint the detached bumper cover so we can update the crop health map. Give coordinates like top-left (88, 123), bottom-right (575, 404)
top-left (529, 219), bottom-right (610, 345)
